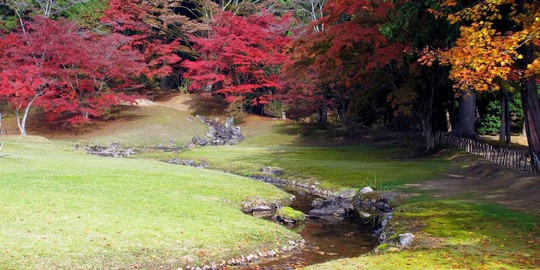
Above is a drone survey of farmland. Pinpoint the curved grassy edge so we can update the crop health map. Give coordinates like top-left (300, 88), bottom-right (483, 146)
top-left (28, 111), bottom-right (538, 270)
top-left (0, 139), bottom-right (299, 269)
top-left (159, 118), bottom-right (540, 269)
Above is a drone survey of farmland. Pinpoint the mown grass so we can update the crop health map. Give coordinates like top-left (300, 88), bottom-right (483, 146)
top-left (137, 116), bottom-right (540, 269)
top-left (3, 101), bottom-right (539, 270)
top-left (164, 145), bottom-right (448, 190)
top-left (0, 136), bottom-right (298, 269)
top-left (138, 118), bottom-right (449, 190)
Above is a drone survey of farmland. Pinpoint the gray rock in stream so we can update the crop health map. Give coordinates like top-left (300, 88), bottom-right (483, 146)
top-left (337, 189), bottom-right (356, 200)
top-left (308, 191), bottom-right (356, 221)
top-left (311, 198), bottom-right (325, 208)
top-left (308, 200), bottom-right (354, 222)
top-left (309, 207), bottom-right (347, 217)
top-left (253, 205), bottom-right (272, 211)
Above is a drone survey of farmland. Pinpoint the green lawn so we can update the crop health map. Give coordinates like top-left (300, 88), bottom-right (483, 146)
top-left (138, 117), bottom-right (540, 269)
top-left (0, 136), bottom-right (298, 269)
top-left (164, 144), bottom-right (448, 189)
top-left (14, 105), bottom-right (208, 147)
top-left (140, 118), bottom-right (450, 190)
top-left (2, 106), bottom-right (539, 269)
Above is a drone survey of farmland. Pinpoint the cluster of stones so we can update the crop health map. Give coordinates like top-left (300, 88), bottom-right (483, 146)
top-left (166, 158), bottom-right (209, 168)
top-left (79, 143), bottom-right (138, 158)
top-left (192, 115), bottom-right (245, 146)
top-left (178, 240), bottom-right (306, 270)
top-left (144, 145), bottom-right (182, 153)
top-left (248, 166), bottom-right (415, 251)
top-left (82, 143), bottom-right (187, 159)
top-left (260, 166), bottom-right (284, 176)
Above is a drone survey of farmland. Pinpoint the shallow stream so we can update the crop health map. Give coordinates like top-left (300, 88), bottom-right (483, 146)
top-left (246, 187), bottom-right (379, 269)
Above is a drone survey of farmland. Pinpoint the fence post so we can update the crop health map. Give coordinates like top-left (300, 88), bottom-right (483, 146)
top-left (532, 152), bottom-right (540, 173)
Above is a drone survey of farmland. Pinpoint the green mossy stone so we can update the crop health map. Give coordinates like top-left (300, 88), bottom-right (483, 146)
top-left (277, 206), bottom-right (306, 222)
top-left (375, 243), bottom-right (389, 251)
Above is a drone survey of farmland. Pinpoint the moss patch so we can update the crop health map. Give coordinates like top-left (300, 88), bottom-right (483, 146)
top-left (305, 190), bottom-right (540, 270)
top-left (375, 243), bottom-right (389, 251)
top-left (276, 207), bottom-right (306, 222)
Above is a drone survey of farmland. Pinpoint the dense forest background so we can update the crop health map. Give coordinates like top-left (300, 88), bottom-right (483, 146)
top-left (1, 0), bottom-right (540, 169)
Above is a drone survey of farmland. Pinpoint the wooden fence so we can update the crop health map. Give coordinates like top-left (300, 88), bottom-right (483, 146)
top-left (433, 132), bottom-right (540, 174)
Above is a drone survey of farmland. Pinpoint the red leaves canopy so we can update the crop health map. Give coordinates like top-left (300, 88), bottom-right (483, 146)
top-left (0, 65), bottom-right (49, 112)
top-left (183, 11), bottom-right (293, 105)
top-left (0, 16), bottom-right (146, 124)
top-left (102, 0), bottom-right (182, 79)
top-left (283, 0), bottom-right (406, 114)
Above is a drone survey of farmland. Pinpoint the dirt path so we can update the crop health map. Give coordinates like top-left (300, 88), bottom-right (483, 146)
top-left (410, 150), bottom-right (540, 215)
top-left (152, 93), bottom-right (228, 116)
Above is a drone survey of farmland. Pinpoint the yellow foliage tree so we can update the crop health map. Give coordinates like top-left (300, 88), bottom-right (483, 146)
top-left (439, 0), bottom-right (540, 171)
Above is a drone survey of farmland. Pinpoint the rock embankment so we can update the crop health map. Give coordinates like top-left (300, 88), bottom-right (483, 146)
top-left (247, 166), bottom-right (416, 252)
top-left (79, 143), bottom-right (138, 158)
top-left (166, 158), bottom-right (209, 168)
top-left (192, 115), bottom-right (245, 146)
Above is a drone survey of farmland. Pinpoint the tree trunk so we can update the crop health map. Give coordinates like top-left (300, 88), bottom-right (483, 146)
top-left (515, 1), bottom-right (540, 172)
top-left (15, 110), bottom-right (25, 136)
top-left (520, 74), bottom-right (540, 172)
top-left (445, 107), bottom-right (452, 132)
top-left (515, 1), bottom-right (540, 171)
top-left (14, 95), bottom-right (39, 136)
top-left (499, 91), bottom-right (511, 146)
top-left (452, 91), bottom-right (477, 139)
top-left (520, 80), bottom-right (540, 172)
top-left (423, 85), bottom-right (435, 149)
top-left (318, 102), bottom-right (328, 124)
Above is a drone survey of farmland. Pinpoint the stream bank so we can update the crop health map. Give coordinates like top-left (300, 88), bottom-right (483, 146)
top-left (244, 187), bottom-right (380, 269)
top-left (82, 144), bottom-right (408, 269)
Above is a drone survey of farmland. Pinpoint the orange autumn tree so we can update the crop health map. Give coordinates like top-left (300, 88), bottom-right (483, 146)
top-left (437, 0), bottom-right (540, 171)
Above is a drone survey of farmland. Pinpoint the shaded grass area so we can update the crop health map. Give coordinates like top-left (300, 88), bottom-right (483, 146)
top-left (18, 105), bottom-right (207, 146)
top-left (159, 145), bottom-right (449, 190)
top-left (0, 137), bottom-right (298, 269)
top-left (139, 117), bottom-right (449, 190)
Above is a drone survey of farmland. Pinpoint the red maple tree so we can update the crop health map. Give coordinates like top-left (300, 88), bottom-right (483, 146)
top-left (101, 0), bottom-right (182, 80)
top-left (182, 11), bottom-right (293, 106)
top-left (0, 16), bottom-right (146, 133)
top-left (0, 65), bottom-right (51, 135)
